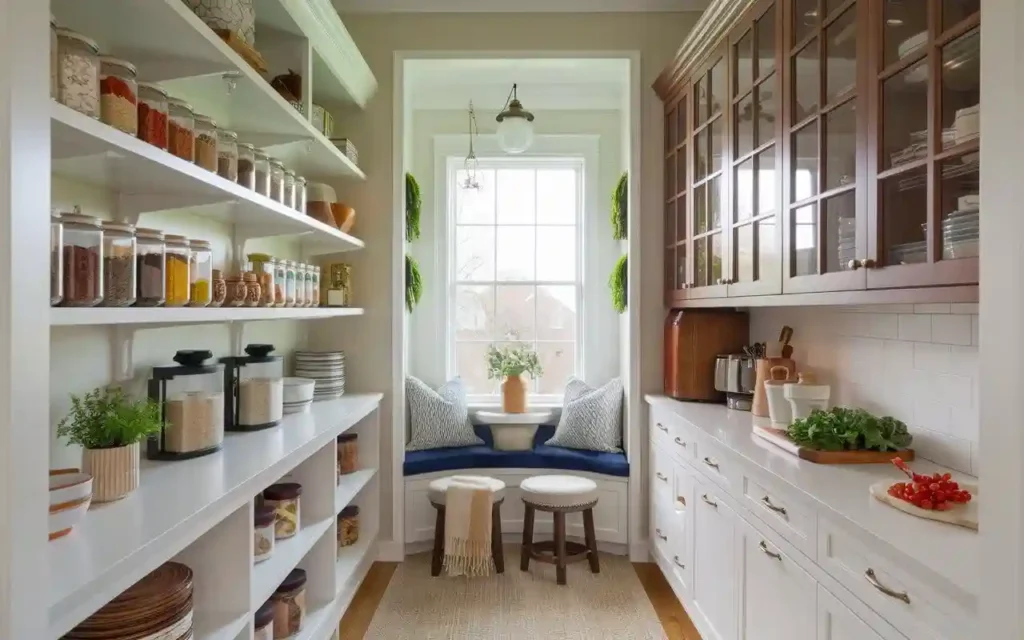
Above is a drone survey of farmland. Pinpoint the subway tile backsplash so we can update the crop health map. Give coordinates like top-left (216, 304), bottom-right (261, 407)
top-left (750, 305), bottom-right (979, 476)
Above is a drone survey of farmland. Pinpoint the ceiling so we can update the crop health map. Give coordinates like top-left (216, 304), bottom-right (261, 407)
top-left (334, 0), bottom-right (708, 12)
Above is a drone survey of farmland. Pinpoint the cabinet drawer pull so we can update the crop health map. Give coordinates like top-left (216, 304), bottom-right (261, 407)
top-left (655, 528), bottom-right (668, 541)
top-left (673, 556), bottom-right (685, 569)
top-left (761, 495), bottom-right (787, 516)
top-left (703, 457), bottom-right (719, 470)
top-left (657, 423), bottom-right (668, 432)
top-left (758, 540), bottom-right (782, 561)
top-left (676, 496), bottom-right (686, 507)
top-left (674, 436), bottom-right (687, 447)
top-left (656, 472), bottom-right (669, 482)
top-left (864, 568), bottom-right (911, 604)
top-left (701, 493), bottom-right (718, 508)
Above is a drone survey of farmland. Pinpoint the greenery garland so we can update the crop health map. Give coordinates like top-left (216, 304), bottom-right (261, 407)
top-left (609, 254), bottom-right (627, 313)
top-left (611, 172), bottom-right (628, 240)
top-left (405, 254), bottom-right (423, 313)
top-left (405, 172), bottom-right (422, 241)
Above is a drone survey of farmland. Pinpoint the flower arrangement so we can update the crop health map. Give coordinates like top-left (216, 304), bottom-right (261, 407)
top-left (486, 344), bottom-right (543, 379)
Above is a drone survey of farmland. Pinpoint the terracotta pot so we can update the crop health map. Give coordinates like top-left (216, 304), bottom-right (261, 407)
top-left (82, 442), bottom-right (140, 503)
top-left (501, 374), bottom-right (527, 413)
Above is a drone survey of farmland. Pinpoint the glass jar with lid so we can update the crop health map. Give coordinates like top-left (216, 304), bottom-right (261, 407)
top-left (101, 221), bottom-right (137, 307)
top-left (312, 266), bottom-right (321, 307)
top-left (56, 28), bottom-right (100, 118)
top-left (99, 57), bottom-right (138, 135)
top-left (253, 150), bottom-right (271, 197)
top-left (237, 142), bottom-right (256, 190)
top-left (138, 83), bottom-right (169, 150)
top-left (221, 344), bottom-right (284, 431)
top-left (59, 208), bottom-right (103, 307)
top-left (50, 212), bottom-right (63, 306)
top-left (294, 263), bottom-right (306, 308)
top-left (247, 253), bottom-right (276, 307)
top-left (217, 129), bottom-right (238, 181)
top-left (294, 175), bottom-right (307, 213)
top-left (282, 170), bottom-right (296, 210)
top-left (168, 98), bottom-right (196, 162)
top-left (147, 350), bottom-right (224, 460)
top-left (273, 260), bottom-right (286, 307)
top-left (284, 260), bottom-right (297, 307)
top-left (164, 235), bottom-right (191, 307)
top-left (193, 114), bottom-right (218, 172)
top-left (304, 264), bottom-right (315, 308)
top-left (189, 239), bottom-right (213, 307)
top-left (268, 158), bottom-right (285, 203)
top-left (136, 228), bottom-right (166, 306)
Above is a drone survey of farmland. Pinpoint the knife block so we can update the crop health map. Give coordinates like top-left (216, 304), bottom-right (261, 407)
top-left (751, 357), bottom-right (797, 417)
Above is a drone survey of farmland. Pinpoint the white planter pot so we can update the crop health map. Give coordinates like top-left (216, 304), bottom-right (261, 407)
top-left (783, 378), bottom-right (831, 421)
top-left (82, 442), bottom-right (140, 502)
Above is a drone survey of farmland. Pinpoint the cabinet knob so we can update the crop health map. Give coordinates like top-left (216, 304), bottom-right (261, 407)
top-left (673, 555), bottom-right (686, 569)
top-left (848, 259), bottom-right (862, 270)
top-left (758, 540), bottom-right (782, 561)
top-left (864, 568), bottom-right (911, 604)
top-left (716, 277), bottom-right (724, 285)
top-left (674, 436), bottom-right (687, 447)
top-left (863, 258), bottom-right (877, 269)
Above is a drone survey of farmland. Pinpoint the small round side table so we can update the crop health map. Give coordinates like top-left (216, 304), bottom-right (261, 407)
top-left (476, 409), bottom-right (553, 451)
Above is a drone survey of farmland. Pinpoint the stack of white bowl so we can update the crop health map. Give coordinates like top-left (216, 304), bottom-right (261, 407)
top-left (294, 351), bottom-right (346, 401)
top-left (283, 377), bottom-right (316, 415)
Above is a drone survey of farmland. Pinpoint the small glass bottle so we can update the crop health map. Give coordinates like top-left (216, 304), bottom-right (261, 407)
top-left (101, 221), bottom-right (137, 307)
top-left (284, 260), bottom-right (297, 307)
top-left (56, 28), bottom-right (100, 118)
top-left (99, 57), bottom-right (138, 135)
top-left (273, 259), bottom-right (286, 307)
top-left (137, 83), bottom-right (169, 150)
top-left (294, 263), bottom-right (306, 308)
top-left (253, 150), bottom-right (271, 197)
top-left (282, 169), bottom-right (296, 210)
top-left (237, 142), bottom-right (256, 190)
top-left (193, 114), bottom-right (218, 172)
top-left (217, 129), bottom-right (238, 181)
top-left (268, 158), bottom-right (285, 203)
top-left (311, 266), bottom-right (321, 307)
top-left (294, 175), bottom-right (307, 213)
top-left (168, 98), bottom-right (195, 162)
top-left (189, 239), bottom-right (213, 307)
top-left (164, 235), bottom-right (191, 307)
top-left (135, 228), bottom-right (165, 307)
top-left (50, 212), bottom-right (63, 306)
top-left (303, 264), bottom-right (314, 308)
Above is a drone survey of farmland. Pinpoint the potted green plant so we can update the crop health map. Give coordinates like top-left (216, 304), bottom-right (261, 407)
top-left (610, 254), bottom-right (627, 313)
top-left (611, 172), bottom-right (627, 240)
top-left (56, 386), bottom-right (162, 502)
top-left (406, 254), bottom-right (423, 312)
top-left (405, 172), bottom-right (422, 241)
top-left (486, 344), bottom-right (543, 413)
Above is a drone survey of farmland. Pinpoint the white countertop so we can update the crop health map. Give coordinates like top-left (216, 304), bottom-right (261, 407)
top-left (646, 394), bottom-right (979, 607)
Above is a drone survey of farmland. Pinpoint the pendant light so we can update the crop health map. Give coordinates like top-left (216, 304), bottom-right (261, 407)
top-left (461, 101), bottom-right (481, 190)
top-left (496, 83), bottom-right (535, 154)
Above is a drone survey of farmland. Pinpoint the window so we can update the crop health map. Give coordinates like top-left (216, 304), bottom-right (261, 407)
top-left (446, 157), bottom-right (584, 399)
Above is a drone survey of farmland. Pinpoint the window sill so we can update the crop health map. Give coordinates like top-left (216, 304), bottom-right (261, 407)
top-left (469, 402), bottom-right (563, 425)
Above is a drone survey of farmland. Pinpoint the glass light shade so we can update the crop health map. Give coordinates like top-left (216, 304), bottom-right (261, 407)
top-left (497, 115), bottom-right (534, 154)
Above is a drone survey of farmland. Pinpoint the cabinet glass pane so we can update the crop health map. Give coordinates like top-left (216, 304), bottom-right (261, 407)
top-left (881, 165), bottom-right (927, 265)
top-left (793, 0), bottom-right (818, 45)
top-left (694, 75), bottom-right (708, 126)
top-left (884, 0), bottom-right (929, 67)
top-left (695, 183), bottom-right (708, 234)
top-left (677, 96), bottom-right (688, 145)
top-left (792, 122), bottom-right (819, 202)
top-left (736, 93), bottom-right (755, 158)
top-left (666, 108), bottom-right (676, 151)
top-left (665, 199), bottom-right (676, 246)
top-left (735, 29), bottom-right (754, 95)
top-left (709, 175), bottom-right (723, 231)
top-left (755, 5), bottom-right (776, 79)
top-left (939, 153), bottom-right (979, 260)
top-left (676, 244), bottom-right (688, 288)
top-left (735, 223), bottom-right (754, 283)
top-left (757, 147), bottom-right (777, 215)
top-left (665, 248), bottom-right (676, 289)
top-left (943, 0), bottom-right (978, 32)
top-left (824, 0), bottom-right (846, 15)
top-left (825, 7), bottom-right (857, 105)
top-left (824, 191), bottom-right (857, 272)
top-left (792, 204), bottom-right (818, 276)
top-left (756, 79), bottom-right (777, 147)
top-left (793, 38), bottom-right (820, 123)
top-left (676, 194), bottom-right (688, 242)
top-left (695, 237), bottom-right (708, 286)
top-left (824, 99), bottom-right (857, 191)
top-left (711, 233), bottom-right (724, 284)
top-left (883, 59), bottom-right (929, 170)
top-left (758, 216), bottom-right (780, 283)
top-left (710, 117), bottom-right (725, 175)
top-left (942, 30), bottom-right (980, 145)
top-left (736, 158), bottom-right (755, 222)
top-left (695, 127), bottom-right (709, 182)
top-left (677, 145), bottom-right (688, 195)
top-left (666, 153), bottom-right (676, 199)
top-left (710, 57), bottom-right (727, 117)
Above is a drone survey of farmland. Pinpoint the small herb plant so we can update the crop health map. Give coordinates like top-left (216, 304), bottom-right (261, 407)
top-left (405, 172), bottom-right (422, 241)
top-left (609, 254), bottom-right (627, 313)
top-left (57, 386), bottom-right (162, 450)
top-left (405, 254), bottom-right (423, 312)
top-left (786, 407), bottom-right (912, 452)
top-left (486, 344), bottom-right (543, 379)
top-left (611, 172), bottom-right (628, 240)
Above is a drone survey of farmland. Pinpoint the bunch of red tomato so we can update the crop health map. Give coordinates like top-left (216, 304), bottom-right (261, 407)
top-left (886, 457), bottom-right (972, 511)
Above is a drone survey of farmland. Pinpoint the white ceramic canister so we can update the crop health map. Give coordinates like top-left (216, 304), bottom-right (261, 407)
top-left (763, 365), bottom-right (794, 428)
top-left (783, 373), bottom-right (831, 420)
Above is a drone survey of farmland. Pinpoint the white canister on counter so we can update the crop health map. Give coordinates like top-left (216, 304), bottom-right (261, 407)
top-left (763, 365), bottom-right (794, 428)
top-left (784, 373), bottom-right (831, 421)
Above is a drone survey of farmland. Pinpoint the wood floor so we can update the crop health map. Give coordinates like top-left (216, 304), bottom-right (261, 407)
top-left (338, 561), bottom-right (701, 639)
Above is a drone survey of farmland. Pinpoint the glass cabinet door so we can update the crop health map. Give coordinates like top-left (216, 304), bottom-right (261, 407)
top-left (867, 0), bottom-right (979, 288)
top-left (728, 0), bottom-right (782, 296)
top-left (664, 91), bottom-right (689, 301)
top-left (782, 0), bottom-right (867, 293)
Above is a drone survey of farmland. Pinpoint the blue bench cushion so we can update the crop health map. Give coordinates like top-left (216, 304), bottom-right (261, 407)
top-left (404, 425), bottom-right (629, 478)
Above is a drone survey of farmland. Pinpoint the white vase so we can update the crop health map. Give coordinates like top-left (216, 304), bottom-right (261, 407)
top-left (82, 442), bottom-right (140, 503)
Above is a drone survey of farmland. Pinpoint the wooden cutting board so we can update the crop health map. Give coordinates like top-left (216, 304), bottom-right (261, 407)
top-left (870, 480), bottom-right (978, 530)
top-left (752, 424), bottom-right (915, 464)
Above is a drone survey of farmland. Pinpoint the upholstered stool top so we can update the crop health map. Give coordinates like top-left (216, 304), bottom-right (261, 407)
top-left (428, 475), bottom-right (506, 505)
top-left (520, 475), bottom-right (599, 509)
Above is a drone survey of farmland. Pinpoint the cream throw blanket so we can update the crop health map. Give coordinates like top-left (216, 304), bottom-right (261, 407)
top-left (443, 476), bottom-right (494, 577)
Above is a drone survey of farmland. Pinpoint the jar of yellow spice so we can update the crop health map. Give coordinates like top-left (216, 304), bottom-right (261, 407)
top-left (189, 239), bottom-right (212, 307)
top-left (164, 235), bottom-right (190, 307)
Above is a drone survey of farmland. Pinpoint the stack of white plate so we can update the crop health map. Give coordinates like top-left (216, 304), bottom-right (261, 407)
top-left (923, 209), bottom-right (979, 260)
top-left (888, 240), bottom-right (928, 265)
top-left (294, 351), bottom-right (346, 401)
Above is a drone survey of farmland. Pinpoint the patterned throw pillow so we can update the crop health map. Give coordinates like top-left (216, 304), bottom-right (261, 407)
top-left (545, 377), bottom-right (623, 453)
top-left (406, 376), bottom-right (484, 451)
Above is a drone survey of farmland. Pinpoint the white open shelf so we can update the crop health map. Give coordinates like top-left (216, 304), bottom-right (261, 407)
top-left (335, 469), bottom-right (377, 514)
top-left (47, 394), bottom-right (382, 638)
top-left (51, 306), bottom-right (364, 327)
top-left (251, 516), bottom-right (334, 611)
top-left (296, 531), bottom-right (378, 640)
top-left (192, 611), bottom-right (250, 640)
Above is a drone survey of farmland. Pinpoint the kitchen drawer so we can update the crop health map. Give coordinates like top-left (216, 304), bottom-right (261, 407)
top-left (741, 471), bottom-right (817, 560)
top-left (818, 522), bottom-right (968, 640)
top-left (651, 446), bottom-right (674, 506)
top-left (652, 410), bottom-right (695, 463)
top-left (694, 436), bottom-right (738, 494)
top-left (652, 502), bottom-right (677, 560)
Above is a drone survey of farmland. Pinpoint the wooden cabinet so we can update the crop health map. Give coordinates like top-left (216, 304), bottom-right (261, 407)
top-left (657, 0), bottom-right (980, 305)
top-left (692, 482), bottom-right (738, 640)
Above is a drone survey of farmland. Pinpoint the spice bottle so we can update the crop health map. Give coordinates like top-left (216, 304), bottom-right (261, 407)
top-left (271, 568), bottom-right (307, 638)
top-left (56, 28), bottom-right (100, 118)
top-left (294, 175), bottom-right (307, 213)
top-left (284, 260), bottom-right (297, 308)
top-left (294, 263), bottom-right (306, 308)
top-left (164, 235), bottom-right (191, 307)
top-left (263, 482), bottom-right (302, 539)
top-left (338, 505), bottom-right (360, 548)
top-left (253, 504), bottom-right (276, 564)
top-left (211, 269), bottom-right (226, 307)
top-left (193, 114), bottom-right (218, 172)
top-left (189, 239), bottom-right (212, 307)
top-left (254, 599), bottom-right (274, 640)
top-left (59, 209), bottom-right (103, 307)
top-left (168, 98), bottom-right (196, 162)
top-left (217, 129), bottom-right (238, 181)
top-left (282, 169), bottom-right (296, 210)
top-left (101, 221), bottom-right (137, 307)
top-left (268, 158), bottom-right (285, 203)
top-left (273, 260), bottom-right (286, 307)
top-left (303, 264), bottom-right (314, 308)
top-left (253, 150), bottom-right (271, 197)
top-left (137, 83), bottom-right (169, 150)
top-left (135, 228), bottom-right (166, 306)
top-left (99, 57), bottom-right (138, 135)
top-left (337, 433), bottom-right (359, 477)
top-left (50, 213), bottom-right (63, 306)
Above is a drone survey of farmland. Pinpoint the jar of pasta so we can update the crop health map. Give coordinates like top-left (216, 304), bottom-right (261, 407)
top-left (101, 221), bottom-right (137, 307)
top-left (136, 228), bottom-right (165, 306)
top-left (337, 433), bottom-right (359, 477)
top-left (99, 57), bottom-right (138, 135)
top-left (168, 98), bottom-right (195, 162)
top-left (253, 504), bottom-right (275, 564)
top-left (138, 83), bottom-right (169, 150)
top-left (268, 158), bottom-right (285, 203)
top-left (237, 142), bottom-right (256, 190)
top-left (263, 482), bottom-right (301, 539)
top-left (193, 114), bottom-right (218, 172)
top-left (164, 235), bottom-right (191, 307)
top-left (338, 505), bottom-right (360, 548)
top-left (188, 239), bottom-right (212, 307)
top-left (247, 253), bottom-right (275, 307)
top-left (217, 129), bottom-right (238, 181)
top-left (56, 28), bottom-right (100, 118)
top-left (271, 569), bottom-right (307, 638)
top-left (253, 150), bottom-right (270, 197)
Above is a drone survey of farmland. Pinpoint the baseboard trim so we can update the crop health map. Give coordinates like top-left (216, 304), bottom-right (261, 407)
top-left (376, 539), bottom-right (405, 562)
top-left (630, 541), bottom-right (650, 563)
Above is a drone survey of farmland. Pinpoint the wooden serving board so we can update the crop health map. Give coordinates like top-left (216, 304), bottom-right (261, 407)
top-left (870, 480), bottom-right (978, 530)
top-left (752, 425), bottom-right (915, 464)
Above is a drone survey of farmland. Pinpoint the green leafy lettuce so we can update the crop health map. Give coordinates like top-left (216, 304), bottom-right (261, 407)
top-left (786, 407), bottom-right (912, 452)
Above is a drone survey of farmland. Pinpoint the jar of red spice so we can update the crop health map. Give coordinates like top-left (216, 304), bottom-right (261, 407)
top-left (168, 98), bottom-right (196, 162)
top-left (59, 209), bottom-right (104, 307)
top-left (99, 57), bottom-right (137, 135)
top-left (138, 83), bottom-right (169, 150)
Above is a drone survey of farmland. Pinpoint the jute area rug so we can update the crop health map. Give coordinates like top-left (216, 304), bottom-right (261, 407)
top-left (363, 547), bottom-right (667, 639)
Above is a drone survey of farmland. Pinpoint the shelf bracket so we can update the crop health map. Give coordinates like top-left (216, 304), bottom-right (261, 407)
top-left (111, 325), bottom-right (135, 383)
top-left (229, 321), bottom-right (245, 356)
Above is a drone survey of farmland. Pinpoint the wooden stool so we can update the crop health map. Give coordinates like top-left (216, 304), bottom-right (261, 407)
top-left (519, 475), bottom-right (600, 585)
top-left (427, 475), bottom-right (506, 576)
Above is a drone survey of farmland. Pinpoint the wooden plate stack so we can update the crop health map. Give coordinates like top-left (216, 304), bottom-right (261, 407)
top-left (65, 562), bottom-right (194, 640)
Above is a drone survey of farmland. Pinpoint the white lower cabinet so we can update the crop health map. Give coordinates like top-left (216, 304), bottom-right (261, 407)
top-left (818, 586), bottom-right (888, 640)
top-left (737, 518), bottom-right (816, 640)
top-left (693, 480), bottom-right (738, 640)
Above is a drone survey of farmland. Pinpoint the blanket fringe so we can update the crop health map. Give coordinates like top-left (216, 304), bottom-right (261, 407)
top-left (443, 536), bottom-right (493, 577)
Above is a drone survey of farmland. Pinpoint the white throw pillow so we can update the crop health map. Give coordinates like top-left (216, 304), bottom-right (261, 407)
top-left (406, 376), bottom-right (484, 451)
top-left (545, 377), bottom-right (623, 452)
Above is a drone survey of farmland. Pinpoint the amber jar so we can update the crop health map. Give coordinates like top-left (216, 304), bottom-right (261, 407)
top-left (271, 568), bottom-right (306, 639)
top-left (263, 482), bottom-right (302, 540)
top-left (248, 253), bottom-right (275, 307)
top-left (243, 271), bottom-right (261, 307)
top-left (337, 433), bottom-right (359, 480)
top-left (224, 274), bottom-right (246, 307)
top-left (338, 505), bottom-right (360, 549)
top-left (211, 269), bottom-right (226, 307)
top-left (254, 504), bottom-right (275, 564)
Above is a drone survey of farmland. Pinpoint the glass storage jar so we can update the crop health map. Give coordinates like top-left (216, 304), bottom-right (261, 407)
top-left (101, 221), bottom-right (136, 307)
top-left (60, 209), bottom-right (103, 307)
top-left (294, 176), bottom-right (307, 213)
top-left (217, 129), bottom-right (238, 181)
top-left (304, 264), bottom-right (314, 308)
top-left (243, 272), bottom-right (261, 307)
top-left (50, 14), bottom-right (58, 100)
top-left (56, 28), bottom-right (100, 118)
top-left (253, 150), bottom-right (271, 197)
top-left (247, 253), bottom-right (276, 307)
top-left (50, 213), bottom-right (63, 306)
top-left (338, 505), bottom-right (360, 548)
top-left (168, 98), bottom-right (195, 162)
top-left (253, 504), bottom-right (275, 564)
top-left (147, 350), bottom-right (224, 459)
top-left (282, 169), bottom-right (296, 210)
top-left (164, 235), bottom-right (191, 307)
top-left (193, 114), bottom-right (218, 172)
top-left (273, 260), bottom-right (286, 307)
top-left (222, 344), bottom-right (284, 431)
top-left (284, 260), bottom-right (297, 307)
top-left (137, 83), bottom-right (169, 150)
top-left (271, 569), bottom-right (307, 638)
top-left (263, 483), bottom-right (302, 539)
top-left (254, 600), bottom-right (274, 640)
top-left (136, 228), bottom-right (166, 306)
top-left (99, 57), bottom-right (137, 135)
top-left (189, 239), bottom-right (212, 307)
top-left (294, 263), bottom-right (306, 308)
top-left (268, 158), bottom-right (285, 203)
top-left (337, 433), bottom-right (359, 478)
top-left (312, 266), bottom-right (321, 307)
top-left (211, 269), bottom-right (226, 307)
top-left (237, 142), bottom-right (256, 190)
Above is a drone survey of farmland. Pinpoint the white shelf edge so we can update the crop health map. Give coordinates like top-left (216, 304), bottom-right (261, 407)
top-left (294, 532), bottom-right (378, 640)
top-left (50, 307), bottom-right (364, 327)
top-left (192, 610), bottom-right (250, 640)
top-left (251, 516), bottom-right (334, 611)
top-left (334, 469), bottom-right (377, 515)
